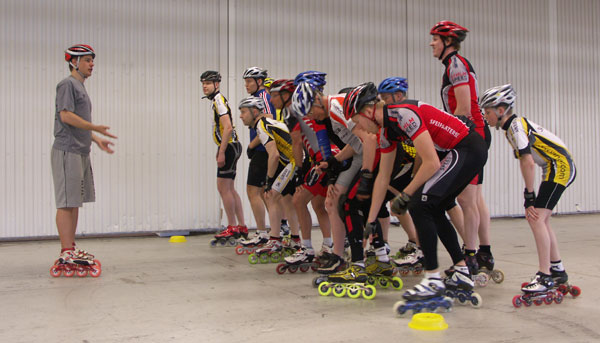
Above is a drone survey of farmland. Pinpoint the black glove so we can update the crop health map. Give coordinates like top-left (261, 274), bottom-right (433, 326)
top-left (325, 156), bottom-right (342, 174)
top-left (265, 176), bottom-right (276, 193)
top-left (292, 167), bottom-right (304, 187)
top-left (246, 146), bottom-right (255, 159)
top-left (391, 191), bottom-right (411, 214)
top-left (356, 169), bottom-right (374, 198)
top-left (364, 221), bottom-right (378, 240)
top-left (524, 189), bottom-right (536, 208)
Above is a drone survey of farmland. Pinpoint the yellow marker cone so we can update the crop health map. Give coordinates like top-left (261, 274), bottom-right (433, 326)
top-left (169, 235), bottom-right (187, 243)
top-left (408, 313), bottom-right (448, 331)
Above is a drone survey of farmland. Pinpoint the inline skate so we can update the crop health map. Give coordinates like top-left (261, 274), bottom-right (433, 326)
top-left (210, 225), bottom-right (248, 247)
top-left (276, 246), bottom-right (319, 274)
top-left (475, 250), bottom-right (504, 284)
top-left (235, 230), bottom-right (268, 255)
top-left (393, 248), bottom-right (425, 276)
top-left (50, 249), bottom-right (102, 278)
top-left (365, 259), bottom-right (403, 290)
top-left (248, 238), bottom-right (285, 264)
top-left (393, 241), bottom-right (418, 260)
top-left (551, 269), bottom-right (581, 298)
top-left (464, 254), bottom-right (490, 287)
top-left (444, 269), bottom-right (482, 308)
top-left (393, 277), bottom-right (453, 316)
top-left (513, 272), bottom-right (564, 308)
top-left (313, 253), bottom-right (347, 287)
top-left (317, 264), bottom-right (376, 300)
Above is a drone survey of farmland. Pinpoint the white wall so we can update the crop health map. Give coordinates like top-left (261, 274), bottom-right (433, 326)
top-left (1, 0), bottom-right (598, 238)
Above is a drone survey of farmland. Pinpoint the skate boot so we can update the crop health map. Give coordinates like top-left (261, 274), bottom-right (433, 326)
top-left (249, 238), bottom-right (283, 264)
top-left (393, 241), bottom-right (418, 259)
top-left (210, 225), bottom-right (242, 247)
top-left (235, 231), bottom-right (269, 255)
top-left (283, 237), bottom-right (302, 257)
top-left (444, 269), bottom-right (482, 307)
top-left (313, 253), bottom-right (347, 288)
top-left (393, 248), bottom-right (425, 276)
top-left (550, 269), bottom-right (581, 298)
top-left (50, 249), bottom-right (102, 278)
top-left (476, 250), bottom-right (504, 284)
top-left (237, 225), bottom-right (249, 240)
top-left (393, 277), bottom-right (453, 316)
top-left (513, 272), bottom-right (564, 308)
top-left (316, 244), bottom-right (333, 266)
top-left (277, 247), bottom-right (317, 274)
top-left (317, 264), bottom-right (376, 300)
top-left (365, 259), bottom-right (403, 290)
top-left (465, 254), bottom-right (489, 287)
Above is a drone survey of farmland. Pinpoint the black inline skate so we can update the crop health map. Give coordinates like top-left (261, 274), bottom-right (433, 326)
top-left (444, 269), bottom-right (482, 308)
top-left (475, 250), bottom-right (504, 284)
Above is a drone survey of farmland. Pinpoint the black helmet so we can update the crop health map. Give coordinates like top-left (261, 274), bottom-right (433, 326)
top-left (201, 70), bottom-right (222, 82)
top-left (343, 82), bottom-right (378, 120)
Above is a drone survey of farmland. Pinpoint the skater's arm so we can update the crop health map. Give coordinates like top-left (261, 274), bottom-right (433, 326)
top-left (248, 136), bottom-right (261, 149)
top-left (518, 154), bottom-right (536, 193)
top-left (217, 115), bottom-right (233, 167)
top-left (265, 141), bottom-right (280, 178)
top-left (290, 130), bottom-right (304, 169)
top-left (367, 146), bottom-right (395, 223)
top-left (60, 110), bottom-right (117, 138)
top-left (353, 127), bottom-right (377, 172)
top-left (403, 132), bottom-right (439, 196)
top-left (452, 85), bottom-right (471, 117)
top-left (92, 133), bottom-right (115, 154)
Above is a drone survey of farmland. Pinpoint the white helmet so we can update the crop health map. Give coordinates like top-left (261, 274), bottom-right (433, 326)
top-left (238, 96), bottom-right (264, 112)
top-left (291, 82), bottom-right (316, 117)
top-left (242, 67), bottom-right (268, 79)
top-left (480, 84), bottom-right (516, 110)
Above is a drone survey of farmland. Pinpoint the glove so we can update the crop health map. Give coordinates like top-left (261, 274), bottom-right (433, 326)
top-left (364, 221), bottom-right (378, 240)
top-left (305, 166), bottom-right (320, 187)
top-left (246, 146), bottom-right (255, 159)
top-left (265, 176), bottom-right (276, 193)
top-left (356, 169), bottom-right (374, 198)
top-left (391, 191), bottom-right (411, 214)
top-left (523, 189), bottom-right (536, 208)
top-left (293, 165), bottom-right (309, 187)
top-left (325, 156), bottom-right (342, 174)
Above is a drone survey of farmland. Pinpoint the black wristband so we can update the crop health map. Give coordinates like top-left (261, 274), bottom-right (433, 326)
top-left (523, 189), bottom-right (536, 208)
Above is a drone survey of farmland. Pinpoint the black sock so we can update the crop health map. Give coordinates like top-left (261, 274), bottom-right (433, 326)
top-left (478, 245), bottom-right (491, 254)
top-left (465, 249), bottom-right (476, 256)
top-left (291, 234), bottom-right (300, 240)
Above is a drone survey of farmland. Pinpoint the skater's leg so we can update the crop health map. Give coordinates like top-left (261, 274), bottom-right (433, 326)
top-left (232, 186), bottom-right (245, 227)
top-left (457, 184), bottom-right (479, 252)
top-left (293, 187), bottom-right (313, 242)
top-left (446, 202), bottom-right (464, 241)
top-left (397, 212), bottom-right (419, 246)
top-left (217, 178), bottom-right (238, 226)
top-left (247, 184), bottom-right (266, 231)
top-left (527, 208), bottom-right (553, 275)
top-left (281, 194), bottom-right (299, 236)
top-left (325, 183), bottom-right (348, 258)
top-left (265, 190), bottom-right (283, 238)
top-left (311, 195), bottom-right (331, 243)
top-left (544, 212), bottom-right (562, 263)
top-left (476, 184), bottom-right (491, 246)
top-left (56, 207), bottom-right (77, 250)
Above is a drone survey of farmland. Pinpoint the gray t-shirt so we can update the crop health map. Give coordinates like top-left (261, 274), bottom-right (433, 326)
top-left (53, 76), bottom-right (92, 155)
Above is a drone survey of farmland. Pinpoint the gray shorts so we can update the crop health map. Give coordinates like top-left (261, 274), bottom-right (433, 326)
top-left (335, 153), bottom-right (362, 188)
top-left (51, 148), bottom-right (95, 208)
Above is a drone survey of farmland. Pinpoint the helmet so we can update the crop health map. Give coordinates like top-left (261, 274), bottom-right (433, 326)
top-left (263, 77), bottom-right (274, 88)
top-left (64, 44), bottom-right (95, 62)
top-left (479, 84), bottom-right (516, 109)
top-left (243, 67), bottom-right (268, 80)
top-left (337, 87), bottom-right (354, 94)
top-left (238, 96), bottom-right (265, 112)
top-left (291, 82), bottom-right (316, 117)
top-left (294, 71), bottom-right (326, 91)
top-left (201, 70), bottom-right (221, 82)
top-left (430, 21), bottom-right (469, 42)
top-left (270, 79), bottom-right (296, 94)
top-left (377, 77), bottom-right (408, 94)
top-left (343, 82), bottom-right (378, 121)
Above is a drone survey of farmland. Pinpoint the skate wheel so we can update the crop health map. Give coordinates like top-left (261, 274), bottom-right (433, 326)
top-left (288, 265), bottom-right (298, 273)
top-left (347, 284), bottom-right (361, 299)
top-left (63, 266), bottom-right (75, 277)
top-left (366, 276), bottom-right (377, 286)
top-left (76, 267), bottom-right (88, 277)
top-left (90, 264), bottom-right (102, 277)
top-left (491, 269), bottom-right (505, 283)
top-left (235, 246), bottom-right (244, 255)
top-left (209, 239), bottom-right (217, 247)
top-left (475, 272), bottom-right (489, 287)
top-left (570, 285), bottom-right (581, 297)
top-left (275, 264), bottom-right (287, 275)
top-left (557, 284), bottom-right (568, 294)
top-left (554, 292), bottom-right (564, 304)
top-left (310, 265), bottom-right (318, 272)
top-left (259, 254), bottom-right (270, 264)
top-left (248, 254), bottom-right (259, 264)
top-left (270, 252), bottom-right (282, 263)
top-left (50, 265), bottom-right (62, 277)
top-left (318, 282), bottom-right (332, 296)
top-left (393, 300), bottom-right (408, 317)
top-left (362, 284), bottom-right (376, 300)
top-left (312, 276), bottom-right (324, 288)
top-left (399, 268), bottom-right (410, 277)
top-left (457, 293), bottom-right (467, 304)
top-left (283, 249), bottom-right (293, 258)
top-left (332, 284), bottom-right (346, 298)
top-left (93, 259), bottom-right (102, 268)
top-left (299, 265), bottom-right (310, 273)
top-left (413, 265), bottom-right (424, 276)
top-left (378, 278), bottom-right (390, 289)
top-left (523, 299), bottom-right (532, 307)
top-left (228, 238), bottom-right (237, 246)
top-left (512, 295), bottom-right (523, 308)
top-left (544, 295), bottom-right (553, 305)
top-left (442, 297), bottom-right (454, 312)
top-left (470, 293), bottom-right (482, 308)
top-left (391, 276), bottom-right (403, 290)
top-left (219, 238), bottom-right (227, 247)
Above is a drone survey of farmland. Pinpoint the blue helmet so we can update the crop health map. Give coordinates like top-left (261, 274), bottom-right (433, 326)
top-left (377, 77), bottom-right (408, 94)
top-left (291, 82), bottom-right (316, 117)
top-left (294, 71), bottom-right (326, 92)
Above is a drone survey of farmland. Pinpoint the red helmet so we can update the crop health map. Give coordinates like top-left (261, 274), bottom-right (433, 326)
top-left (430, 21), bottom-right (469, 42)
top-left (270, 79), bottom-right (296, 94)
top-left (65, 44), bottom-right (95, 62)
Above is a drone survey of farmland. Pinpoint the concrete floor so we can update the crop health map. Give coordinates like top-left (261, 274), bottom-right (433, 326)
top-left (1, 214), bottom-right (599, 343)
